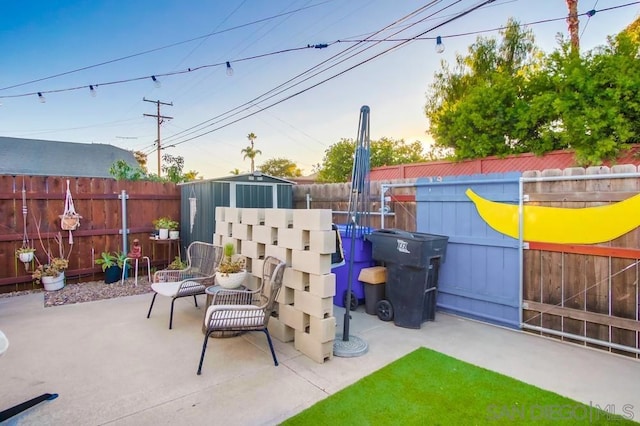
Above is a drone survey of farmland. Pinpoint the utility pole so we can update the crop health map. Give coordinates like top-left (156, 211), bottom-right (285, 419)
top-left (143, 98), bottom-right (173, 176)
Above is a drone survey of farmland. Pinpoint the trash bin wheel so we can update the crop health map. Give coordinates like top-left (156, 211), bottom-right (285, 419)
top-left (343, 290), bottom-right (359, 311)
top-left (376, 299), bottom-right (393, 321)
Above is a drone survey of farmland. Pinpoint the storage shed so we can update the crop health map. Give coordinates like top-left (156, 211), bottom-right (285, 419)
top-left (179, 172), bottom-right (295, 248)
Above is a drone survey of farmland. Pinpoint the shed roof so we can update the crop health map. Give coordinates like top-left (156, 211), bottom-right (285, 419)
top-left (0, 136), bottom-right (139, 178)
top-left (182, 172), bottom-right (296, 185)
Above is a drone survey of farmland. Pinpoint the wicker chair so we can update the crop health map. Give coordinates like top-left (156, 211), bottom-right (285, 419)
top-left (147, 242), bottom-right (222, 329)
top-left (197, 256), bottom-right (286, 375)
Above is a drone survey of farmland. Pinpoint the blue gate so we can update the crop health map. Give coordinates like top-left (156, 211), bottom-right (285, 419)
top-left (415, 173), bottom-right (521, 329)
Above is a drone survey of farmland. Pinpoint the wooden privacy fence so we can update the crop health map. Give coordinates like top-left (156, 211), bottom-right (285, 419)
top-left (522, 167), bottom-right (640, 358)
top-left (0, 175), bottom-right (180, 292)
top-left (292, 179), bottom-right (417, 231)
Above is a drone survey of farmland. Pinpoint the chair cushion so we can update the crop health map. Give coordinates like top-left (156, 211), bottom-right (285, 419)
top-left (151, 281), bottom-right (205, 298)
top-left (204, 305), bottom-right (265, 328)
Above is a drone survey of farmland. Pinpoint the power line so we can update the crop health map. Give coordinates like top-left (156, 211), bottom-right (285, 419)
top-left (0, 0), bottom-right (334, 92)
top-left (2, 1), bottom-right (636, 102)
top-left (165, 0), bottom-right (500, 148)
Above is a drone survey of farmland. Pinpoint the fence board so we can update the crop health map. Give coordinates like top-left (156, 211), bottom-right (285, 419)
top-left (0, 175), bottom-right (180, 292)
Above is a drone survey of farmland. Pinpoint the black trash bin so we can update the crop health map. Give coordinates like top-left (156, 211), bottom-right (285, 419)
top-left (366, 229), bottom-right (448, 329)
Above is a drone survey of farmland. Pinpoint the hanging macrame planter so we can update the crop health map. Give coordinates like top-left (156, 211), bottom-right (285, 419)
top-left (17, 179), bottom-right (36, 271)
top-left (59, 180), bottom-right (82, 243)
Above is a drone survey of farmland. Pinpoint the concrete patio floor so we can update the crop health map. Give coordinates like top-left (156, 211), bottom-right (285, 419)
top-left (1, 291), bottom-right (639, 425)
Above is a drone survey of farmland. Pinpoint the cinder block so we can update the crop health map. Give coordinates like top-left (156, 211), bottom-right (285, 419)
top-left (241, 240), bottom-right (265, 259)
top-left (309, 273), bottom-right (336, 298)
top-left (291, 250), bottom-right (331, 275)
top-left (279, 304), bottom-right (309, 331)
top-left (309, 316), bottom-right (336, 343)
top-left (309, 230), bottom-right (335, 254)
top-left (294, 290), bottom-right (333, 318)
top-left (294, 331), bottom-right (334, 363)
top-left (277, 286), bottom-right (295, 305)
top-left (283, 267), bottom-right (306, 291)
top-left (231, 223), bottom-right (252, 240)
top-left (292, 209), bottom-right (332, 231)
top-left (215, 207), bottom-right (225, 222)
top-left (265, 209), bottom-right (294, 228)
top-left (253, 225), bottom-right (277, 245)
top-left (215, 221), bottom-right (232, 237)
top-left (268, 317), bottom-right (295, 343)
top-left (251, 258), bottom-right (265, 278)
top-left (358, 266), bottom-right (386, 284)
top-left (244, 275), bottom-right (261, 291)
top-left (277, 228), bottom-right (307, 251)
top-left (224, 207), bottom-right (242, 223)
top-left (265, 245), bottom-right (291, 266)
top-left (212, 233), bottom-right (223, 246)
top-left (241, 208), bottom-right (265, 225)
top-left (264, 244), bottom-right (291, 264)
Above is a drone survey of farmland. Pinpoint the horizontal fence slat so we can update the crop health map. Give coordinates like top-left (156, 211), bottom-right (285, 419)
top-left (526, 191), bottom-right (639, 203)
top-left (523, 300), bottom-right (640, 332)
top-left (528, 242), bottom-right (640, 260)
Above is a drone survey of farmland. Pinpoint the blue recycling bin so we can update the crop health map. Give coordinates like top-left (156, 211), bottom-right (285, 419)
top-left (332, 225), bottom-right (374, 308)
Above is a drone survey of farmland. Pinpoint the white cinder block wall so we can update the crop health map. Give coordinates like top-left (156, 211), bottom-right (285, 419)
top-left (213, 207), bottom-right (336, 363)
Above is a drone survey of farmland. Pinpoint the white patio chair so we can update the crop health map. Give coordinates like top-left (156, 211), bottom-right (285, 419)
top-left (197, 256), bottom-right (286, 375)
top-left (147, 241), bottom-right (222, 329)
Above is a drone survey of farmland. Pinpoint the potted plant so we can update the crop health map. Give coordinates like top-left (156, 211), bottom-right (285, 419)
top-left (32, 226), bottom-right (71, 291)
top-left (16, 247), bottom-right (36, 263)
top-left (95, 251), bottom-right (120, 284)
top-left (167, 256), bottom-right (187, 270)
top-left (153, 216), bottom-right (178, 240)
top-left (215, 243), bottom-right (247, 289)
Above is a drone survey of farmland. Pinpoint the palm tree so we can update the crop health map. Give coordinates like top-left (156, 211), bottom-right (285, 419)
top-left (241, 133), bottom-right (262, 173)
top-left (565, 0), bottom-right (579, 52)
top-left (229, 168), bottom-right (241, 175)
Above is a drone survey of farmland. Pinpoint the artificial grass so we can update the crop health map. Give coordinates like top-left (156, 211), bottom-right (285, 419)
top-left (282, 347), bottom-right (634, 425)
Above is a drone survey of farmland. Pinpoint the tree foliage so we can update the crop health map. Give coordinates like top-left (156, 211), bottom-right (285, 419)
top-left (242, 133), bottom-right (262, 173)
top-left (258, 158), bottom-right (302, 178)
top-left (316, 137), bottom-right (428, 182)
top-left (425, 19), bottom-right (640, 165)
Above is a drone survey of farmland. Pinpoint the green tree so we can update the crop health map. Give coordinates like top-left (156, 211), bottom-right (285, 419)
top-left (258, 158), bottom-right (303, 178)
top-left (316, 138), bottom-right (428, 182)
top-left (109, 159), bottom-right (146, 181)
top-left (540, 33), bottom-right (640, 164)
top-left (161, 153), bottom-right (185, 183)
top-left (229, 168), bottom-right (241, 175)
top-left (242, 132), bottom-right (262, 173)
top-left (425, 19), bottom-right (552, 160)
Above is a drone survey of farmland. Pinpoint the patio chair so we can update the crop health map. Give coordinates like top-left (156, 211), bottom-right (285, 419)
top-left (147, 241), bottom-right (222, 329)
top-left (197, 256), bottom-right (286, 375)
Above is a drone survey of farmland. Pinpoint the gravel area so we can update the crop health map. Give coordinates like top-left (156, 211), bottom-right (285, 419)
top-left (0, 279), bottom-right (153, 307)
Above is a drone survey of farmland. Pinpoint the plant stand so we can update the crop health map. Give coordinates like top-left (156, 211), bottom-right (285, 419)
top-left (121, 256), bottom-right (151, 286)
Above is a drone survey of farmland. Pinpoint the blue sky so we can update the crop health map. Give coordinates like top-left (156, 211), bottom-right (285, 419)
top-left (1, 0), bottom-right (638, 178)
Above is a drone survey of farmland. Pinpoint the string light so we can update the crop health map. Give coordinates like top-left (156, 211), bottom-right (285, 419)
top-left (89, 85), bottom-right (97, 97)
top-left (435, 36), bottom-right (445, 53)
top-left (226, 61), bottom-right (234, 77)
top-left (1, 2), bottom-right (635, 102)
top-left (37, 92), bottom-right (46, 103)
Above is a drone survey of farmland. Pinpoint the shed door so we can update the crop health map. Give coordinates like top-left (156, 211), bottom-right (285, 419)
top-left (235, 184), bottom-right (273, 208)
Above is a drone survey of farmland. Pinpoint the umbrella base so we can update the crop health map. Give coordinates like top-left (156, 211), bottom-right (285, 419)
top-left (333, 334), bottom-right (368, 358)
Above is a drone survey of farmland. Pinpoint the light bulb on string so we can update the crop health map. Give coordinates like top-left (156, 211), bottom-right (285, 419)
top-left (151, 75), bottom-right (161, 88)
top-left (226, 61), bottom-right (234, 77)
top-left (435, 36), bottom-right (445, 54)
top-left (89, 85), bottom-right (97, 97)
top-left (37, 92), bottom-right (46, 103)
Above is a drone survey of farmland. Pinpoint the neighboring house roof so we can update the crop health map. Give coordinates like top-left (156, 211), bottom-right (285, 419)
top-left (0, 137), bottom-right (139, 178)
top-left (369, 147), bottom-right (640, 181)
